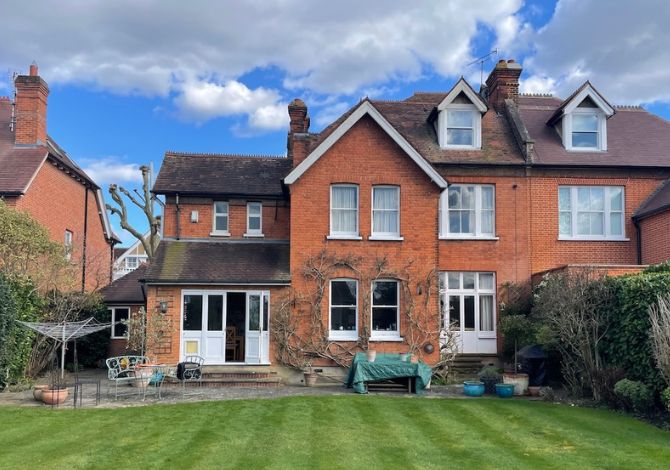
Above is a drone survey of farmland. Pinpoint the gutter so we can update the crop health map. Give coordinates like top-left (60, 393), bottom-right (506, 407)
top-left (142, 280), bottom-right (291, 286)
top-left (632, 217), bottom-right (642, 265)
top-left (175, 193), bottom-right (181, 240)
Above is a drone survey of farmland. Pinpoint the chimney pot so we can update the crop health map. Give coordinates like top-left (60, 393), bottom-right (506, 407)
top-left (29, 62), bottom-right (38, 76)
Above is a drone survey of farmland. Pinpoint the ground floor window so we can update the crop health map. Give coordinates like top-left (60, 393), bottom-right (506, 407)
top-left (371, 280), bottom-right (400, 339)
top-left (109, 307), bottom-right (130, 339)
top-left (439, 272), bottom-right (495, 334)
top-left (329, 279), bottom-right (358, 340)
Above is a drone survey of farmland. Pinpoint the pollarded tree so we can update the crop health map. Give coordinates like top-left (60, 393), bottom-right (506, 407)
top-left (106, 165), bottom-right (160, 260)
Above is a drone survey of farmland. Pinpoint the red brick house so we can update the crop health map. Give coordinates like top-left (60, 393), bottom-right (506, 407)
top-left (135, 59), bottom-right (670, 370)
top-left (0, 64), bottom-right (119, 291)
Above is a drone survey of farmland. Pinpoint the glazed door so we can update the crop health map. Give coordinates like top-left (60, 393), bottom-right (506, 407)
top-left (203, 294), bottom-right (226, 364)
top-left (244, 292), bottom-right (270, 364)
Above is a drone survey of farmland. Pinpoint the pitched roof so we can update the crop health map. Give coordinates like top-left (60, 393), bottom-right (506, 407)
top-left (284, 100), bottom-right (448, 187)
top-left (153, 152), bottom-right (291, 198)
top-left (100, 264), bottom-right (147, 304)
top-left (517, 95), bottom-right (670, 167)
top-left (546, 81), bottom-right (615, 126)
top-left (0, 99), bottom-right (100, 194)
top-left (634, 179), bottom-right (670, 220)
top-left (143, 240), bottom-right (290, 284)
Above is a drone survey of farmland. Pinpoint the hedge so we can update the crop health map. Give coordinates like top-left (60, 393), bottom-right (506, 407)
top-left (601, 272), bottom-right (670, 394)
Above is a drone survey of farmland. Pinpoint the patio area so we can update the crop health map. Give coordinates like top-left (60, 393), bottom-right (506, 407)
top-left (0, 368), bottom-right (467, 409)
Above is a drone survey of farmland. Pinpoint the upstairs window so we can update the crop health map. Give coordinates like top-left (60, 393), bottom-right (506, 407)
top-left (330, 185), bottom-right (359, 238)
top-left (213, 202), bottom-right (229, 234)
top-left (558, 186), bottom-right (625, 240)
top-left (441, 184), bottom-right (495, 238)
top-left (246, 202), bottom-right (262, 236)
top-left (371, 186), bottom-right (400, 238)
top-left (64, 230), bottom-right (73, 260)
top-left (329, 279), bottom-right (358, 340)
top-left (571, 111), bottom-right (600, 149)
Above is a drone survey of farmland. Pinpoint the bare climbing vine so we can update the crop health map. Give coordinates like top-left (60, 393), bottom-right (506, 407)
top-left (271, 250), bottom-right (440, 369)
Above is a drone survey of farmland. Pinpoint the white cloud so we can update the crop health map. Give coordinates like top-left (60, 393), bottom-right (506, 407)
top-left (174, 79), bottom-right (288, 130)
top-left (520, 75), bottom-right (557, 95)
top-left (81, 158), bottom-right (142, 186)
top-left (0, 0), bottom-right (523, 100)
top-left (523, 0), bottom-right (670, 104)
top-left (314, 102), bottom-right (352, 128)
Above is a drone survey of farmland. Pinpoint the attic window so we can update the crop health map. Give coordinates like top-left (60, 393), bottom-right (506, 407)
top-left (439, 104), bottom-right (482, 149)
top-left (571, 111), bottom-right (599, 148)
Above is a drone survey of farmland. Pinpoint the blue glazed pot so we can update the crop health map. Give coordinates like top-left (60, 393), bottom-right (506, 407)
top-left (495, 383), bottom-right (515, 398)
top-left (463, 381), bottom-right (485, 397)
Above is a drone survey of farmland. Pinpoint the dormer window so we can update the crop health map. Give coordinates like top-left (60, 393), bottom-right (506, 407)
top-left (571, 110), bottom-right (600, 149)
top-left (548, 82), bottom-right (615, 153)
top-left (435, 78), bottom-right (487, 150)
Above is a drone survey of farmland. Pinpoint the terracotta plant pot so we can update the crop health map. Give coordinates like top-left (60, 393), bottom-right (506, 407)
top-left (528, 386), bottom-right (541, 397)
top-left (304, 372), bottom-right (318, 387)
top-left (132, 366), bottom-right (153, 388)
top-left (366, 350), bottom-right (377, 362)
top-left (33, 384), bottom-right (49, 402)
top-left (42, 388), bottom-right (69, 405)
top-left (503, 373), bottom-right (529, 396)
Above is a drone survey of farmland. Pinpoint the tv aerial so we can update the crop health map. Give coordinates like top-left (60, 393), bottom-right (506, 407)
top-left (467, 49), bottom-right (499, 88)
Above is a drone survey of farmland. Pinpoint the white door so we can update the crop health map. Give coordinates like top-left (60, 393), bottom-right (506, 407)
top-left (203, 294), bottom-right (226, 364)
top-left (244, 291), bottom-right (270, 364)
top-left (440, 272), bottom-right (497, 355)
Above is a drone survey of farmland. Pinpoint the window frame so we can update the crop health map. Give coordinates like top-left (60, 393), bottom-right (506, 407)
top-left (439, 103), bottom-right (482, 150)
top-left (212, 201), bottom-right (230, 235)
top-left (370, 185), bottom-right (401, 240)
top-left (328, 278), bottom-right (358, 341)
top-left (439, 272), bottom-right (496, 338)
top-left (563, 108), bottom-right (607, 152)
top-left (245, 202), bottom-right (263, 237)
top-left (558, 185), bottom-right (626, 240)
top-left (329, 184), bottom-right (360, 239)
top-left (370, 279), bottom-right (401, 340)
top-left (109, 306), bottom-right (130, 339)
top-left (440, 184), bottom-right (496, 239)
top-left (64, 229), bottom-right (73, 261)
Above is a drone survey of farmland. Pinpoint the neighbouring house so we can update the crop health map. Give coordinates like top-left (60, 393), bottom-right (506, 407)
top-left (0, 64), bottom-right (119, 291)
top-left (100, 264), bottom-right (148, 357)
top-left (112, 231), bottom-right (154, 280)
top-left (131, 58), bottom-right (670, 372)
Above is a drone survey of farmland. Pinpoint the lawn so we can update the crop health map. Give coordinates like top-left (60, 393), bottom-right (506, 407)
top-left (1, 396), bottom-right (668, 469)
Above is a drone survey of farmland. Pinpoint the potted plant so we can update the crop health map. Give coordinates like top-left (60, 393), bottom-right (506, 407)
top-left (303, 361), bottom-right (317, 387)
top-left (495, 383), bottom-right (515, 398)
top-left (41, 371), bottom-right (69, 405)
top-left (463, 381), bottom-right (485, 397)
top-left (477, 366), bottom-right (502, 395)
top-left (528, 385), bottom-right (541, 397)
top-left (498, 297), bottom-right (533, 396)
top-left (32, 384), bottom-right (49, 401)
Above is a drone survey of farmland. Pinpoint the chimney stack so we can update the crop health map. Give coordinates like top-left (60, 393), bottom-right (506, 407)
top-left (485, 59), bottom-right (522, 112)
top-left (287, 98), bottom-right (310, 168)
top-left (14, 62), bottom-right (49, 146)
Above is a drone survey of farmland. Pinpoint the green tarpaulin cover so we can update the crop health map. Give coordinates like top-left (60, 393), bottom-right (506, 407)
top-left (345, 352), bottom-right (433, 394)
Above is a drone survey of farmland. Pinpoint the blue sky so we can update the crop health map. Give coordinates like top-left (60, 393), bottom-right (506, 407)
top-left (2, 0), bottom-right (669, 246)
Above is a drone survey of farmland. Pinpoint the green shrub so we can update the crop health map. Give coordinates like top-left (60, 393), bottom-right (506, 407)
top-left (644, 262), bottom-right (670, 274)
top-left (602, 273), bottom-right (670, 394)
top-left (614, 379), bottom-right (654, 413)
top-left (477, 365), bottom-right (502, 381)
top-left (661, 388), bottom-right (670, 413)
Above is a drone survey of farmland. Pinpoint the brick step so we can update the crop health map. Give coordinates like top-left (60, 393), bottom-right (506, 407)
top-left (203, 371), bottom-right (278, 380)
top-left (163, 376), bottom-right (282, 388)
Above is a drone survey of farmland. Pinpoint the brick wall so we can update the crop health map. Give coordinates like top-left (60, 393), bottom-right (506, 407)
top-left (289, 115), bottom-right (442, 365)
top-left (107, 305), bottom-right (143, 357)
top-left (11, 161), bottom-right (112, 290)
top-left (162, 197), bottom-right (289, 240)
top-left (529, 175), bottom-right (665, 273)
top-left (640, 212), bottom-right (670, 265)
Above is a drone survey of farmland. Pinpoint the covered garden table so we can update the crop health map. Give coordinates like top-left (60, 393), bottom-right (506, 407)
top-left (345, 352), bottom-right (432, 394)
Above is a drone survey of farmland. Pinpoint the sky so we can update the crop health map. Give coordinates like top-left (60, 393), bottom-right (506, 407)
top-left (2, 0), bottom-right (670, 246)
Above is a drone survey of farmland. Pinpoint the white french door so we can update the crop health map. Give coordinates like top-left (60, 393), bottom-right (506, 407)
top-left (439, 272), bottom-right (497, 354)
top-left (244, 292), bottom-right (270, 364)
top-left (181, 290), bottom-right (271, 365)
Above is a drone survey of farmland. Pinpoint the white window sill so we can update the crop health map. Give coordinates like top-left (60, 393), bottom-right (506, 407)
top-left (478, 334), bottom-right (496, 339)
top-left (558, 236), bottom-right (629, 242)
top-left (111, 336), bottom-right (129, 340)
top-left (565, 148), bottom-right (605, 153)
top-left (369, 336), bottom-right (403, 342)
top-left (244, 233), bottom-right (265, 238)
top-left (440, 235), bottom-right (499, 241)
top-left (327, 235), bottom-right (363, 240)
top-left (328, 335), bottom-right (358, 342)
top-left (210, 231), bottom-right (231, 237)
top-left (368, 236), bottom-right (404, 241)
top-left (441, 145), bottom-right (481, 151)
